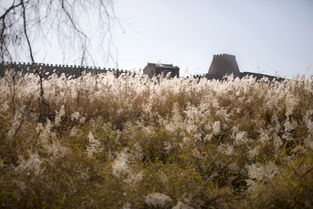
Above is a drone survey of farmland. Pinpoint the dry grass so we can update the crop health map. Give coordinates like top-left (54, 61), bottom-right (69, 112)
top-left (0, 71), bottom-right (313, 209)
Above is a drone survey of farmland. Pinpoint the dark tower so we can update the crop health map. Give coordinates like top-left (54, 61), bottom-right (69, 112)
top-left (207, 54), bottom-right (240, 79)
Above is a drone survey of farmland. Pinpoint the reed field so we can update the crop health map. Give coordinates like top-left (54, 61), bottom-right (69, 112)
top-left (0, 71), bottom-right (313, 209)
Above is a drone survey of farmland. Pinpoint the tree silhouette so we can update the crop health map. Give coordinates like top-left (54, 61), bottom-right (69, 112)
top-left (0, 0), bottom-right (116, 64)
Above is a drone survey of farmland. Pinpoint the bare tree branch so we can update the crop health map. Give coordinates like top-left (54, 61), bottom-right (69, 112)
top-left (0, 0), bottom-right (117, 65)
top-left (20, 0), bottom-right (34, 62)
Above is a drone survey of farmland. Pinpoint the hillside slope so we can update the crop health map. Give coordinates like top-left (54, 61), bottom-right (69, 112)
top-left (0, 71), bottom-right (313, 209)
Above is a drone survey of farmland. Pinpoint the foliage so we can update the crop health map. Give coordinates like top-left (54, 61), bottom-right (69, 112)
top-left (0, 71), bottom-right (313, 209)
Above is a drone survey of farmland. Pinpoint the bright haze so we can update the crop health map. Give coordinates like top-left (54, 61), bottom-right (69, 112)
top-left (36, 0), bottom-right (313, 78)
top-left (109, 0), bottom-right (313, 78)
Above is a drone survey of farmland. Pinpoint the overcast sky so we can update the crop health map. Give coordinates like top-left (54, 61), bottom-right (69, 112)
top-left (103, 0), bottom-right (312, 78)
top-left (28, 0), bottom-right (313, 78)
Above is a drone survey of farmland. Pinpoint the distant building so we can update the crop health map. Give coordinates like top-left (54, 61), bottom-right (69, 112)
top-left (0, 55), bottom-right (284, 81)
top-left (206, 54), bottom-right (284, 81)
top-left (207, 54), bottom-right (240, 79)
top-left (143, 63), bottom-right (179, 78)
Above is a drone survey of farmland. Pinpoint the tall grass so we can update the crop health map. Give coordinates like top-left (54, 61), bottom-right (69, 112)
top-left (0, 71), bottom-right (313, 209)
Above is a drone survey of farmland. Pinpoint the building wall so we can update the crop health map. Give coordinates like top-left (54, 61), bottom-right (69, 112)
top-left (0, 60), bottom-right (283, 82)
top-left (143, 64), bottom-right (156, 78)
top-left (0, 62), bottom-right (129, 78)
top-left (208, 54), bottom-right (240, 79)
top-left (143, 63), bottom-right (179, 78)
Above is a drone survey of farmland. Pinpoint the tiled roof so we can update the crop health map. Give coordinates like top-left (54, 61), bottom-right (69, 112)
top-left (148, 63), bottom-right (179, 69)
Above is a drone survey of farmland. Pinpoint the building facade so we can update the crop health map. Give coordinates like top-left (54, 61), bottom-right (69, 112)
top-left (143, 63), bottom-right (179, 78)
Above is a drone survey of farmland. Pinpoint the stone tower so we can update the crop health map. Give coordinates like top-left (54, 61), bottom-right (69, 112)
top-left (207, 54), bottom-right (240, 79)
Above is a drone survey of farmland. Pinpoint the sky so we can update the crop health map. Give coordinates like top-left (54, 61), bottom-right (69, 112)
top-left (105, 0), bottom-right (313, 78)
top-left (7, 0), bottom-right (312, 78)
